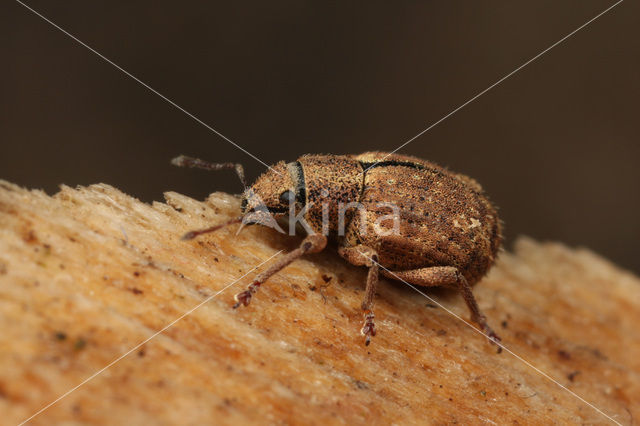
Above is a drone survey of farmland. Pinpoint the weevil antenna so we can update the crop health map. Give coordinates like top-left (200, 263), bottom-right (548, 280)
top-left (181, 216), bottom-right (243, 240)
top-left (171, 155), bottom-right (246, 189)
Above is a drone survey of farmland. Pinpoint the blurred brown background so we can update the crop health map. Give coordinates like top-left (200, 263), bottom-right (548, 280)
top-left (1, 1), bottom-right (639, 273)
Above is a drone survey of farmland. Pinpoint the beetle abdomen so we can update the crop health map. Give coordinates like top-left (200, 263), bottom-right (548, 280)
top-left (345, 152), bottom-right (502, 284)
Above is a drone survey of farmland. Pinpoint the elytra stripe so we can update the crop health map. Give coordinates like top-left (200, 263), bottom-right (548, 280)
top-left (359, 160), bottom-right (425, 171)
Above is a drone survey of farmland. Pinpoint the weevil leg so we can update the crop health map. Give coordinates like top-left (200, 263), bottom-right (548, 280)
top-left (361, 258), bottom-right (379, 346)
top-left (338, 245), bottom-right (380, 346)
top-left (382, 266), bottom-right (501, 348)
top-left (233, 234), bottom-right (327, 308)
top-left (171, 155), bottom-right (246, 188)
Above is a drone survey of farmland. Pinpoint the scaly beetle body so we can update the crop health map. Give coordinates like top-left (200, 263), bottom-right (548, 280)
top-left (173, 151), bottom-right (503, 346)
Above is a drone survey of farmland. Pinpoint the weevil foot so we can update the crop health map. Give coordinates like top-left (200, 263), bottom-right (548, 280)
top-left (232, 290), bottom-right (252, 309)
top-left (482, 325), bottom-right (502, 353)
top-left (471, 313), bottom-right (502, 352)
top-left (233, 281), bottom-right (260, 309)
top-left (360, 312), bottom-right (376, 346)
top-left (233, 285), bottom-right (255, 309)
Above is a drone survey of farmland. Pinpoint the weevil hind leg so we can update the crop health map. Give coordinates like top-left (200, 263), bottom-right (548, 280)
top-left (382, 266), bottom-right (501, 349)
top-left (233, 234), bottom-right (327, 308)
top-left (338, 245), bottom-right (380, 346)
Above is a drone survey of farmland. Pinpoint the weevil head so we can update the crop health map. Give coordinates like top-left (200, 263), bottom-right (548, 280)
top-left (239, 161), bottom-right (304, 228)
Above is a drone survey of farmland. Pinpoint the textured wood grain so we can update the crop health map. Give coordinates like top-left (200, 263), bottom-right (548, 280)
top-left (0, 180), bottom-right (638, 425)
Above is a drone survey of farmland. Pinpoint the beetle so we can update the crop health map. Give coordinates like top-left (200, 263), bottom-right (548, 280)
top-left (172, 151), bottom-right (503, 346)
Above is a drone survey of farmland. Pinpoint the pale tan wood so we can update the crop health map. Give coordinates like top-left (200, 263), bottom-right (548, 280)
top-left (0, 180), bottom-right (638, 425)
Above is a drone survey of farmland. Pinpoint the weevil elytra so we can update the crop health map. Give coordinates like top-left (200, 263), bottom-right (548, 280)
top-left (172, 152), bottom-right (503, 347)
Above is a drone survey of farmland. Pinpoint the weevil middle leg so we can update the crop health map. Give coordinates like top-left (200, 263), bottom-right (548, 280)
top-left (338, 245), bottom-right (380, 345)
top-left (233, 234), bottom-right (327, 308)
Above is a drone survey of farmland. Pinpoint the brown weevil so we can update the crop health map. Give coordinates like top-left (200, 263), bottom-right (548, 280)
top-left (172, 152), bottom-right (503, 347)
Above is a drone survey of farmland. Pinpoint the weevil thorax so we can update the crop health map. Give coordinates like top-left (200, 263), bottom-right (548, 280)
top-left (296, 155), bottom-right (364, 235)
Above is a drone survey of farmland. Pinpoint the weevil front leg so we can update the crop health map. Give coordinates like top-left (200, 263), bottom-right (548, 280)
top-left (382, 266), bottom-right (502, 348)
top-left (233, 234), bottom-right (327, 308)
top-left (338, 245), bottom-right (380, 346)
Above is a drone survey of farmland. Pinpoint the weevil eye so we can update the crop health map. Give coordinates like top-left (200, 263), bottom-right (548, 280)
top-left (279, 190), bottom-right (295, 204)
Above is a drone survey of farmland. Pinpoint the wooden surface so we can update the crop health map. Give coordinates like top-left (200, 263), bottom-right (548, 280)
top-left (0, 180), bottom-right (638, 425)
